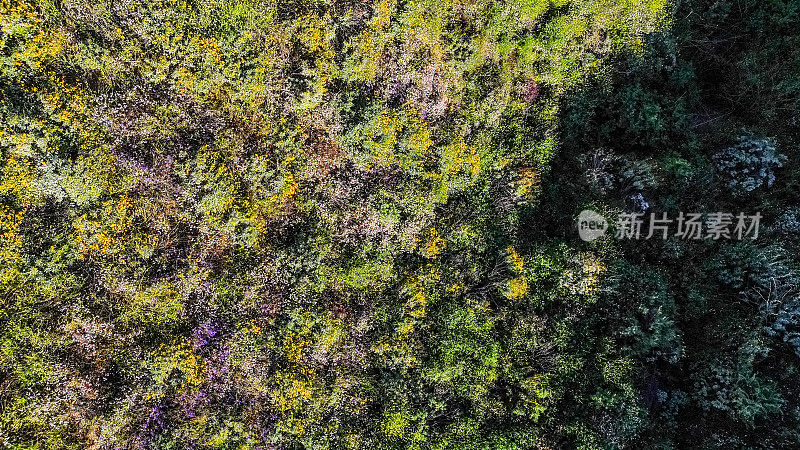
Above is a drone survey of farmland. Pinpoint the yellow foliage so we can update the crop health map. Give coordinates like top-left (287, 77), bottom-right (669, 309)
top-left (406, 289), bottom-right (427, 319)
top-left (365, 111), bottom-right (402, 166)
top-left (348, 0), bottom-right (396, 81)
top-left (272, 367), bottom-right (320, 425)
top-left (515, 167), bottom-right (541, 200)
top-left (246, 320), bottom-right (261, 334)
top-left (382, 412), bottom-right (409, 438)
top-left (73, 195), bottom-right (134, 259)
top-left (283, 330), bottom-right (308, 365)
top-left (0, 156), bottom-right (32, 201)
top-left (505, 246), bottom-right (525, 273)
top-left (580, 254), bottom-right (606, 296)
top-left (505, 277), bottom-right (529, 300)
top-left (0, 205), bottom-right (24, 268)
top-left (440, 138), bottom-right (476, 178)
top-left (268, 171), bottom-right (299, 209)
top-left (419, 227), bottom-right (445, 258)
top-left (151, 340), bottom-right (205, 389)
top-left (120, 280), bottom-right (183, 330)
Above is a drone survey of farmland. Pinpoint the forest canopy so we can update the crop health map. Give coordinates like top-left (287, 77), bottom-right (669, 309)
top-left (1, 0), bottom-right (799, 448)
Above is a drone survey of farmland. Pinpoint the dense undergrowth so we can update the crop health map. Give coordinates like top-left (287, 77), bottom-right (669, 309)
top-left (1, 0), bottom-right (799, 448)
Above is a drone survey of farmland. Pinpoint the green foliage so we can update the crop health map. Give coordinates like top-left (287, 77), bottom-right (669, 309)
top-left (1, 0), bottom-right (799, 447)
